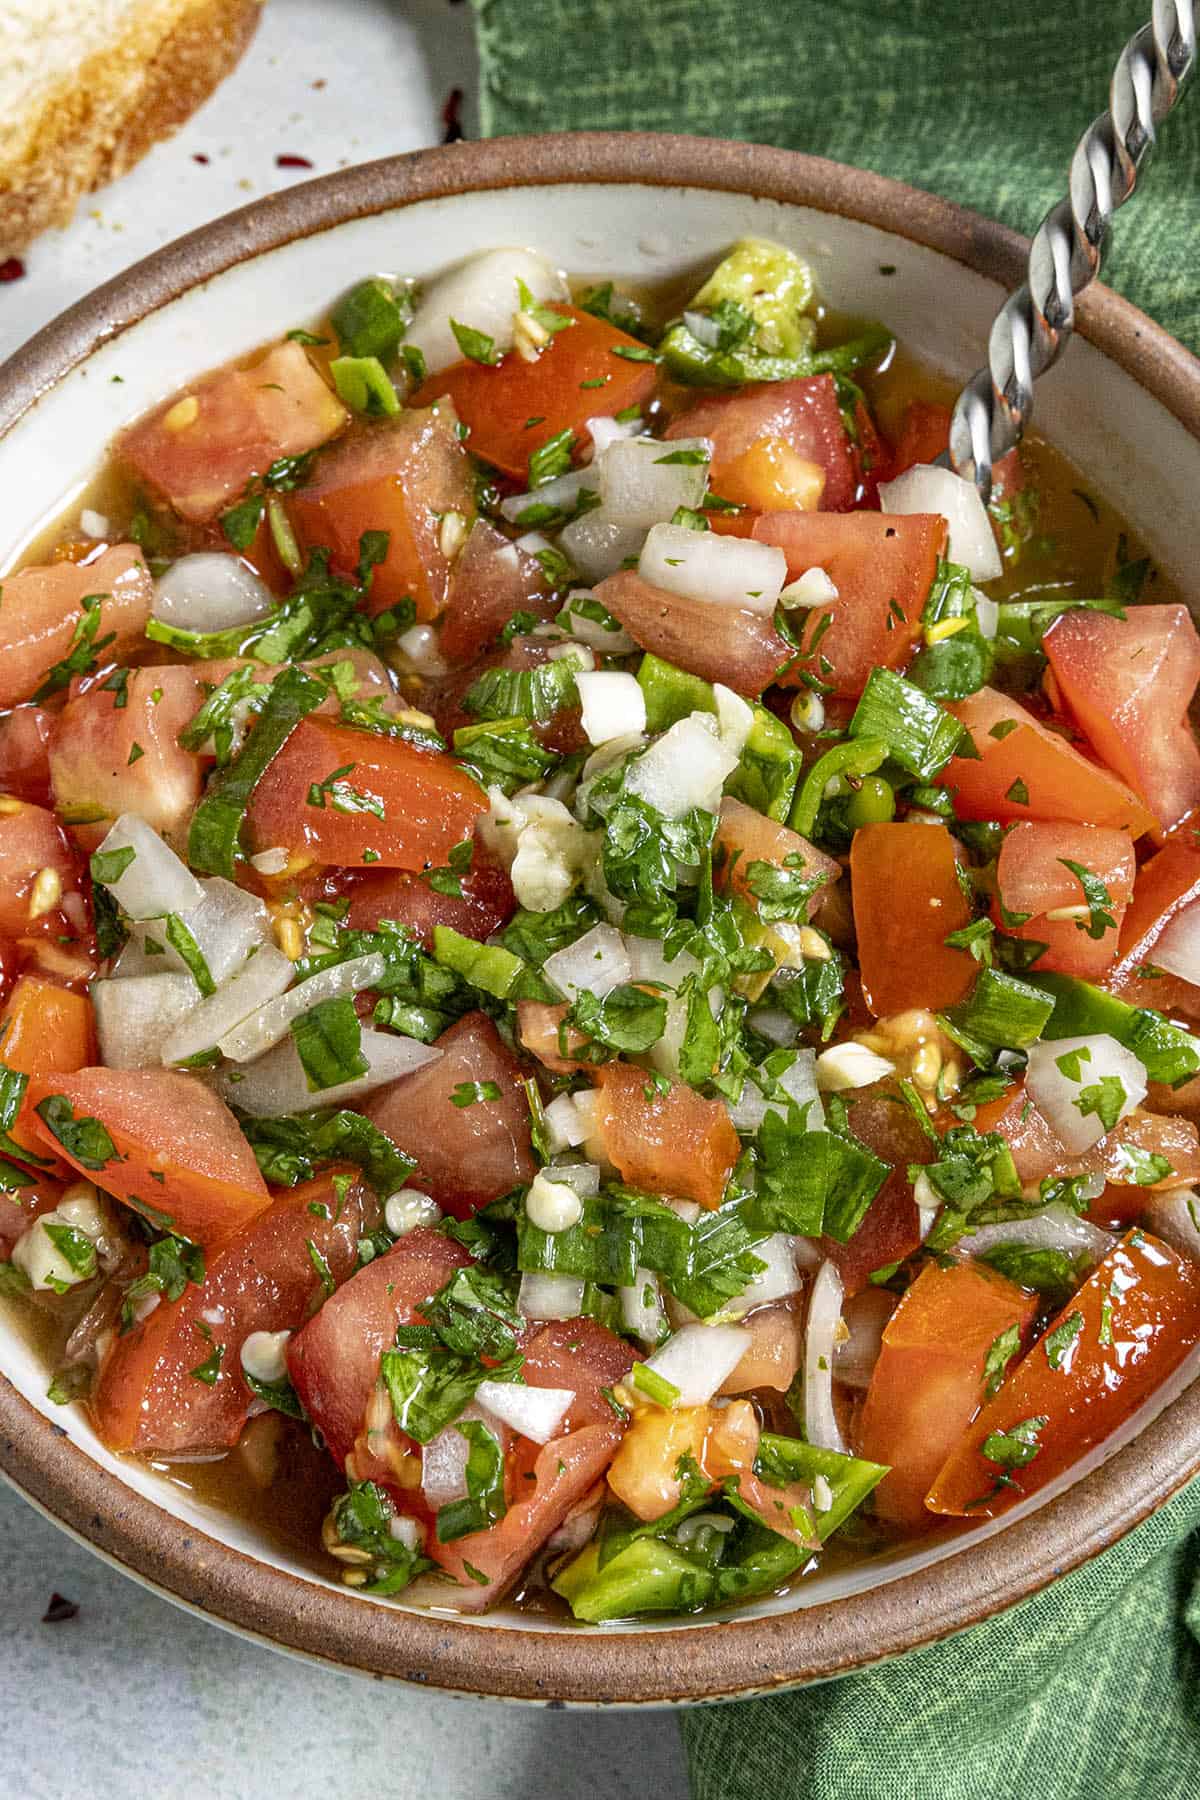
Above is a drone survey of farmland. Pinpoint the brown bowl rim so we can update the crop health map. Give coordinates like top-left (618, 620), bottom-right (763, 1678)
top-left (2, 130), bottom-right (1200, 1706)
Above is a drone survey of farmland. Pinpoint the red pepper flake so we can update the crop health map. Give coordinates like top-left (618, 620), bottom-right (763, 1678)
top-left (192, 152), bottom-right (210, 165)
top-left (42, 1593), bottom-right (79, 1623)
top-left (0, 257), bottom-right (26, 283)
top-left (276, 153), bottom-right (314, 170)
top-left (312, 77), bottom-right (327, 89)
top-left (441, 88), bottom-right (465, 144)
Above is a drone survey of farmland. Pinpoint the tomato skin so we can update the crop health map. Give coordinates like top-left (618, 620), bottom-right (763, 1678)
top-left (119, 343), bottom-right (348, 523)
top-left (665, 374), bottom-right (855, 512)
top-left (994, 822), bottom-right (1135, 980)
top-left (593, 570), bottom-right (791, 697)
top-left (438, 520), bottom-right (556, 665)
top-left (850, 822), bottom-right (976, 1018)
top-left (973, 1085), bottom-right (1200, 1191)
top-left (927, 1229), bottom-right (1200, 1516)
top-left (854, 1260), bottom-right (1038, 1530)
top-left (819, 1082), bottom-right (933, 1295)
top-left (0, 546), bottom-right (153, 712)
top-left (243, 714), bottom-right (486, 873)
top-left (1106, 843), bottom-right (1200, 1021)
top-left (941, 686), bottom-right (1156, 838)
top-left (27, 1067), bottom-right (271, 1247)
top-left (50, 666), bottom-right (206, 849)
top-left (591, 1062), bottom-right (740, 1211)
top-left (344, 844), bottom-right (515, 950)
top-left (715, 797), bottom-right (841, 922)
top-left (0, 976), bottom-right (95, 1163)
top-left (364, 1011), bottom-right (536, 1219)
top-left (289, 405), bottom-right (475, 618)
top-left (410, 306), bottom-right (658, 480)
top-left (0, 707), bottom-right (53, 807)
top-left (0, 802), bottom-right (84, 939)
top-left (93, 1172), bottom-right (371, 1456)
top-left (287, 1225), bottom-right (472, 1469)
top-left (1045, 604), bottom-right (1200, 836)
top-left (752, 511), bottom-right (945, 698)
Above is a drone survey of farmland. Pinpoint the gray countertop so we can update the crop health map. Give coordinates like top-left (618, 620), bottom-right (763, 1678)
top-left (1, 5), bottom-right (689, 1790)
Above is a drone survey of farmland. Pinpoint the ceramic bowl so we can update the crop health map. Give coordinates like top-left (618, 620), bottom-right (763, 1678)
top-left (2, 132), bottom-right (1200, 1705)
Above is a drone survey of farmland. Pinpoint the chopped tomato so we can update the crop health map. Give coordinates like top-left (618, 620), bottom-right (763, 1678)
top-left (118, 343), bottom-right (348, 524)
top-left (344, 843), bottom-right (515, 950)
top-left (849, 822), bottom-right (976, 1017)
top-left (0, 546), bottom-right (153, 711)
top-left (940, 686), bottom-right (1155, 837)
top-left (0, 707), bottom-right (53, 807)
top-left (243, 714), bottom-right (486, 872)
top-left (973, 1085), bottom-right (1200, 1191)
top-left (0, 802), bottom-right (84, 939)
top-left (285, 1225), bottom-right (470, 1469)
top-left (516, 1000), bottom-right (590, 1074)
top-left (1045, 604), bottom-right (1200, 836)
top-left (93, 1172), bottom-right (370, 1455)
top-left (886, 398), bottom-right (1024, 501)
top-left (752, 512), bottom-right (945, 698)
top-left (607, 1396), bottom-right (761, 1521)
top-left (0, 976), bottom-right (95, 1163)
top-left (591, 1061), bottom-right (740, 1211)
top-left (410, 306), bottom-right (658, 481)
top-left (665, 375), bottom-right (855, 513)
top-left (854, 1260), bottom-right (1038, 1530)
top-left (720, 1301), bottom-right (803, 1394)
top-left (438, 519), bottom-right (556, 665)
top-left (289, 405), bottom-right (475, 618)
top-left (994, 822), bottom-right (1135, 980)
top-left (49, 666), bottom-right (206, 848)
top-left (27, 1067), bottom-right (270, 1246)
top-left (364, 1011), bottom-right (536, 1218)
top-left (715, 797), bottom-right (840, 921)
top-left (927, 1229), bottom-right (1200, 1516)
top-left (594, 570), bottom-right (790, 697)
top-left (820, 1081), bottom-right (934, 1295)
top-left (1107, 843), bottom-right (1200, 1020)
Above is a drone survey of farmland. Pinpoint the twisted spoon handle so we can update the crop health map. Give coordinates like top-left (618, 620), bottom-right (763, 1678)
top-left (948, 0), bottom-right (1196, 498)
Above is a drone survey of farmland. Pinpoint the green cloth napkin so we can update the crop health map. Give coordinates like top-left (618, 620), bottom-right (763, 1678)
top-left (467, 1), bottom-right (1200, 1789)
top-left (470, 0), bottom-right (1200, 353)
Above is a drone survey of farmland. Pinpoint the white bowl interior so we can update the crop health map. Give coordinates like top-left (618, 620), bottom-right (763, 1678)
top-left (2, 178), bottom-right (1199, 1636)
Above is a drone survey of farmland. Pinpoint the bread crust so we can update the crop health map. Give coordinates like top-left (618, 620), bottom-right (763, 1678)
top-left (0, 0), bottom-right (263, 258)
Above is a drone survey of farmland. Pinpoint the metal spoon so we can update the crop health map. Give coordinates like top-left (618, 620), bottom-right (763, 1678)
top-left (948, 0), bottom-right (1196, 499)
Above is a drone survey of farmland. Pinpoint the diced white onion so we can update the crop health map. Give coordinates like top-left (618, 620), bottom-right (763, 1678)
top-left (747, 1006), bottom-right (800, 1047)
top-left (779, 566), bottom-right (838, 609)
top-left (218, 1029), bottom-right (439, 1117)
top-left (559, 510), bottom-right (647, 583)
top-left (93, 973), bottom-right (200, 1069)
top-left (1148, 901), bottom-right (1200, 986)
top-left (544, 1160), bottom-right (602, 1198)
top-left (95, 815), bottom-right (204, 920)
top-left (879, 463), bottom-right (1002, 582)
top-left (558, 589), bottom-right (637, 654)
top-left (586, 413), bottom-right (644, 457)
top-left (643, 1322), bottom-right (752, 1406)
top-left (974, 590), bottom-right (1000, 638)
top-left (500, 467), bottom-right (596, 524)
top-left (954, 1201), bottom-right (1116, 1266)
top-left (803, 1259), bottom-right (847, 1453)
top-left (1025, 1034), bottom-right (1146, 1155)
top-left (240, 1329), bottom-right (291, 1384)
top-left (543, 1092), bottom-right (589, 1152)
top-left (160, 943), bottom-right (294, 1066)
top-left (384, 1188), bottom-right (442, 1236)
top-left (1142, 1187), bottom-right (1200, 1262)
top-left (422, 1423), bottom-right (472, 1506)
top-left (834, 1287), bottom-right (895, 1390)
top-left (217, 952), bottom-right (387, 1062)
top-left (619, 1267), bottom-right (669, 1346)
top-left (517, 1272), bottom-right (585, 1321)
top-left (723, 1234), bottom-right (806, 1317)
top-left (713, 684), bottom-right (755, 754)
top-left (152, 553), bottom-right (275, 634)
top-left (638, 523), bottom-right (786, 615)
top-left (575, 670), bottom-right (647, 747)
top-left (405, 248), bottom-right (568, 377)
top-left (599, 437), bottom-right (711, 529)
top-left (543, 922), bottom-right (631, 1002)
top-left (395, 622), bottom-right (449, 677)
top-left (814, 1042), bottom-right (896, 1093)
top-left (474, 1380), bottom-right (574, 1444)
top-left (80, 508), bottom-right (110, 540)
top-left (250, 847), bottom-right (290, 877)
top-left (728, 1049), bottom-right (822, 1133)
top-left (136, 877), bottom-right (269, 988)
top-left (625, 712), bottom-right (740, 819)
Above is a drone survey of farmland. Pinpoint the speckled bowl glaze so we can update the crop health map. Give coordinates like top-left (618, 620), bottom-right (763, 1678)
top-left (2, 133), bottom-right (1200, 1705)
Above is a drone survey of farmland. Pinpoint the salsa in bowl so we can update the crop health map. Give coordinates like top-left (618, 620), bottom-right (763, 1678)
top-left (3, 138), bottom-right (1200, 1696)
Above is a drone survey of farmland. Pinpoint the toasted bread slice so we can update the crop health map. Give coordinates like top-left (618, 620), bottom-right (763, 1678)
top-left (0, 0), bottom-right (263, 258)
